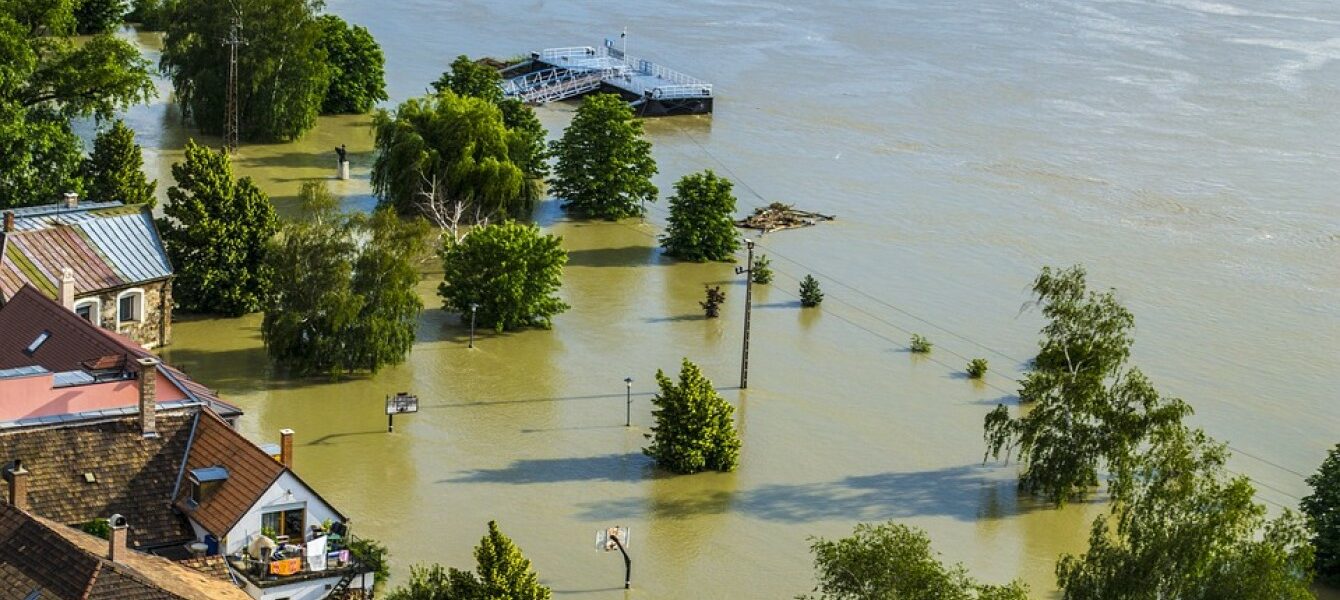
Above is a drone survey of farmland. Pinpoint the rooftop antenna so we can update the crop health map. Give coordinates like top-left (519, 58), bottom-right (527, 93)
top-left (221, 8), bottom-right (247, 153)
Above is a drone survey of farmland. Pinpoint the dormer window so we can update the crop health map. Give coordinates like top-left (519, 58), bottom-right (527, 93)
top-left (188, 466), bottom-right (229, 504)
top-left (74, 298), bottom-right (100, 326)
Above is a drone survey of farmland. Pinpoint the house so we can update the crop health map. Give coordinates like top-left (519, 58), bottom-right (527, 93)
top-left (0, 287), bottom-right (376, 600)
top-left (0, 194), bottom-right (174, 349)
top-left (0, 499), bottom-right (253, 599)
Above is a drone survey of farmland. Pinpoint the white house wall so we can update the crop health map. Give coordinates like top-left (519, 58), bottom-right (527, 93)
top-left (223, 471), bottom-right (342, 555)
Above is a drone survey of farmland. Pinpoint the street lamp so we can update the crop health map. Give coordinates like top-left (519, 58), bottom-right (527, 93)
top-left (624, 377), bottom-right (634, 427)
top-left (469, 303), bottom-right (478, 349)
top-left (733, 238), bottom-right (756, 389)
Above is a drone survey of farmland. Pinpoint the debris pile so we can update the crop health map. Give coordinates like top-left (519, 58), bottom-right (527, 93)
top-left (735, 202), bottom-right (835, 233)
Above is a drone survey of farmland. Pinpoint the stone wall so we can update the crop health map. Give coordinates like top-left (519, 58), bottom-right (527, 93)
top-left (80, 279), bottom-right (173, 349)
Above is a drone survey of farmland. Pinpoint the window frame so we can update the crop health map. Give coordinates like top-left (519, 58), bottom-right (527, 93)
top-left (114, 288), bottom-right (144, 327)
top-left (74, 298), bottom-right (100, 326)
top-left (261, 505), bottom-right (307, 540)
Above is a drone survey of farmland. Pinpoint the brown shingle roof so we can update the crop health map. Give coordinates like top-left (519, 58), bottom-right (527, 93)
top-left (175, 411), bottom-right (285, 538)
top-left (0, 413), bottom-right (198, 549)
top-left (0, 501), bottom-right (101, 599)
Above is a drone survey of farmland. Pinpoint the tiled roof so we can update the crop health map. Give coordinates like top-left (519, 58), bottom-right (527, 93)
top-left (0, 413), bottom-right (198, 549)
top-left (0, 285), bottom-right (241, 419)
top-left (0, 501), bottom-right (251, 600)
top-left (0, 202), bottom-right (172, 298)
top-left (175, 411), bottom-right (285, 538)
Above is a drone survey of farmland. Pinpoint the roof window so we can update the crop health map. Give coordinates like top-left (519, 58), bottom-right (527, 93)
top-left (23, 330), bottom-right (50, 355)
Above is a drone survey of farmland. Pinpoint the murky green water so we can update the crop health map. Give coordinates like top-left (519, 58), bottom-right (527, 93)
top-left (100, 0), bottom-right (1340, 596)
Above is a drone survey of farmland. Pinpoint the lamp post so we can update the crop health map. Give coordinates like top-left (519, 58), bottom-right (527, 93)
top-left (733, 238), bottom-right (756, 389)
top-left (468, 303), bottom-right (478, 349)
top-left (624, 377), bottom-right (633, 427)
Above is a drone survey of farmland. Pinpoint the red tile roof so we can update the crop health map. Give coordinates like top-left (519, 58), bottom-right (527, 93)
top-left (174, 410), bottom-right (285, 538)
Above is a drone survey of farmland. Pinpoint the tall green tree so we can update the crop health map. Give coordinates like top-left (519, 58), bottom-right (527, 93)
top-left (126, 0), bottom-right (171, 30)
top-left (437, 220), bottom-right (568, 332)
top-left (1056, 425), bottom-right (1315, 599)
top-left (549, 93), bottom-right (657, 220)
top-left (315, 14), bottom-right (386, 114)
top-left (263, 182), bottom-right (426, 375)
top-left (644, 359), bottom-right (741, 474)
top-left (432, 55), bottom-right (503, 105)
top-left (74, 0), bottom-right (126, 34)
top-left (983, 266), bottom-right (1190, 505)
top-left (0, 1), bottom-right (153, 208)
top-left (372, 91), bottom-right (538, 234)
top-left (81, 119), bottom-right (156, 206)
top-left (660, 169), bottom-right (740, 262)
top-left (801, 522), bottom-right (1030, 600)
top-left (1302, 443), bottom-right (1340, 585)
top-left (159, 140), bottom-right (277, 315)
top-left (385, 521), bottom-right (550, 600)
top-left (160, 0), bottom-right (329, 141)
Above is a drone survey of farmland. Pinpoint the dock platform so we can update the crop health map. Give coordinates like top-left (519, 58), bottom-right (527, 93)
top-left (501, 44), bottom-right (713, 116)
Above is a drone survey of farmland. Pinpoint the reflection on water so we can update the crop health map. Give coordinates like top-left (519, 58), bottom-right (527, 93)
top-left (138, 0), bottom-right (1340, 596)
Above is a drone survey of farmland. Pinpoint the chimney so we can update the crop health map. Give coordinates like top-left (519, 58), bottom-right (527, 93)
top-left (59, 268), bottom-right (76, 311)
top-left (136, 358), bottom-right (158, 437)
top-left (108, 514), bottom-right (128, 562)
top-left (63, 192), bottom-right (79, 209)
top-left (279, 429), bottom-right (294, 469)
top-left (2, 211), bottom-right (12, 233)
top-left (5, 459), bottom-right (28, 511)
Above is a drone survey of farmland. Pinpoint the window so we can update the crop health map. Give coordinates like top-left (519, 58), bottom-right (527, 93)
top-left (261, 507), bottom-right (306, 540)
top-left (74, 299), bottom-right (100, 326)
top-left (115, 289), bottom-right (143, 325)
top-left (24, 331), bottom-right (49, 355)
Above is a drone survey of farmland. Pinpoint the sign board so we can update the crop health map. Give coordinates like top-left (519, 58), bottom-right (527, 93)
top-left (595, 526), bottom-right (629, 552)
top-left (385, 393), bottom-right (419, 415)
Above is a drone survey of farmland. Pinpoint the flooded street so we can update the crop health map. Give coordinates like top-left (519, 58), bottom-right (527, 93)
top-left (106, 0), bottom-right (1340, 596)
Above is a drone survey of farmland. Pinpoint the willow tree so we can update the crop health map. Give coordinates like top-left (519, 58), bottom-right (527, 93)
top-left (549, 93), bottom-right (657, 220)
top-left (661, 169), bottom-right (740, 262)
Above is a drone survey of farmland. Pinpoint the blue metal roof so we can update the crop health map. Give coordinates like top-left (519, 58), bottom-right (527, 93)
top-left (0, 365), bottom-right (48, 380)
top-left (190, 466), bottom-right (230, 482)
top-left (77, 210), bottom-right (174, 285)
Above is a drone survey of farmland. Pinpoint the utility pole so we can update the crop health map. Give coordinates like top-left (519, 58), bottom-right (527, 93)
top-left (734, 239), bottom-right (755, 389)
top-left (221, 13), bottom-right (246, 153)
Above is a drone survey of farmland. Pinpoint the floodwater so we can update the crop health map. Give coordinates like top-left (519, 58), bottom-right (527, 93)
top-left (102, 0), bottom-right (1340, 596)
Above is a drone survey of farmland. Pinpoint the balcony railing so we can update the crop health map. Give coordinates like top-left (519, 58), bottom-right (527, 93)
top-left (227, 543), bottom-right (371, 589)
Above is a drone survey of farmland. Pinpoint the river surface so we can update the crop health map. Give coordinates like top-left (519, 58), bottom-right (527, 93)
top-left (101, 0), bottom-right (1340, 596)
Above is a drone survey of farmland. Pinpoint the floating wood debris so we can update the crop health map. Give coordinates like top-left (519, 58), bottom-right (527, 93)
top-left (735, 203), bottom-right (835, 233)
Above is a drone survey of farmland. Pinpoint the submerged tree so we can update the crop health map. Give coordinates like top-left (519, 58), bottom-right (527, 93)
top-left (432, 56), bottom-right (548, 187)
top-left (799, 275), bottom-right (823, 307)
top-left (81, 119), bottom-right (157, 206)
top-left (751, 255), bottom-right (774, 284)
top-left (661, 170), bottom-right (740, 262)
top-left (385, 521), bottom-right (551, 600)
top-left (75, 0), bottom-right (127, 34)
top-left (701, 285), bottom-right (725, 318)
top-left (801, 522), bottom-right (1030, 600)
top-left (432, 55), bottom-right (504, 104)
top-left (159, 140), bottom-right (276, 315)
top-left (438, 221), bottom-right (568, 332)
top-left (644, 359), bottom-right (740, 474)
top-left (315, 14), bottom-right (387, 114)
top-left (1303, 443), bottom-right (1340, 585)
top-left (549, 93), bottom-right (657, 220)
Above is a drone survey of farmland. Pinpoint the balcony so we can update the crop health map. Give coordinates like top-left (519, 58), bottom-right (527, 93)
top-left (226, 536), bottom-right (373, 590)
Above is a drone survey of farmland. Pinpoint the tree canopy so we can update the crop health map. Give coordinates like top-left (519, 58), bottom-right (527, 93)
top-left (0, 1), bottom-right (154, 208)
top-left (160, 0), bottom-right (329, 142)
top-left (74, 0), bottom-right (126, 34)
top-left (432, 55), bottom-right (504, 105)
top-left (158, 139), bottom-right (277, 315)
top-left (263, 182), bottom-right (427, 375)
top-left (316, 14), bottom-right (386, 114)
top-left (386, 521), bottom-right (551, 600)
top-left (801, 522), bottom-right (1030, 600)
top-left (661, 169), bottom-right (740, 262)
top-left (81, 119), bottom-right (156, 207)
top-left (549, 93), bottom-right (657, 220)
top-left (438, 221), bottom-right (568, 332)
top-left (644, 358), bottom-right (741, 474)
top-left (1302, 443), bottom-right (1340, 585)
top-left (984, 266), bottom-right (1190, 505)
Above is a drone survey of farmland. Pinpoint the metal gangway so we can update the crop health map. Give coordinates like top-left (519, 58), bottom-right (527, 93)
top-left (502, 45), bottom-right (713, 107)
top-left (501, 66), bottom-right (618, 104)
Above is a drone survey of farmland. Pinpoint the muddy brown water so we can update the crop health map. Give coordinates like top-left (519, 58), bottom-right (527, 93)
top-left (92, 1), bottom-right (1340, 596)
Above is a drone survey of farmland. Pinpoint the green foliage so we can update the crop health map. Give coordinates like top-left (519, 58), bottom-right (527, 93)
top-left (1056, 426), bottom-right (1315, 599)
top-left (701, 285), bottom-right (725, 318)
top-left (385, 521), bottom-right (550, 600)
top-left (126, 0), bottom-right (170, 29)
top-left (1303, 443), bottom-right (1340, 584)
top-left (263, 182), bottom-right (427, 375)
top-left (74, 0), bottom-right (125, 34)
top-left (967, 358), bottom-right (988, 379)
top-left (751, 255), bottom-right (773, 284)
top-left (160, 0), bottom-right (329, 141)
top-left (644, 358), bottom-right (741, 474)
top-left (81, 119), bottom-right (156, 207)
top-left (315, 14), bottom-right (386, 114)
top-left (432, 55), bottom-right (503, 105)
top-left (80, 518), bottom-right (111, 540)
top-left (909, 334), bottom-right (932, 354)
top-left (983, 266), bottom-right (1192, 505)
top-left (438, 221), bottom-right (568, 332)
top-left (159, 139), bottom-right (277, 315)
top-left (549, 93), bottom-right (657, 220)
top-left (372, 91), bottom-right (539, 227)
top-left (661, 170), bottom-right (740, 261)
top-left (799, 275), bottom-right (823, 307)
top-left (800, 522), bottom-right (1030, 600)
top-left (347, 536), bottom-right (390, 588)
top-left (0, 3), bottom-right (154, 208)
